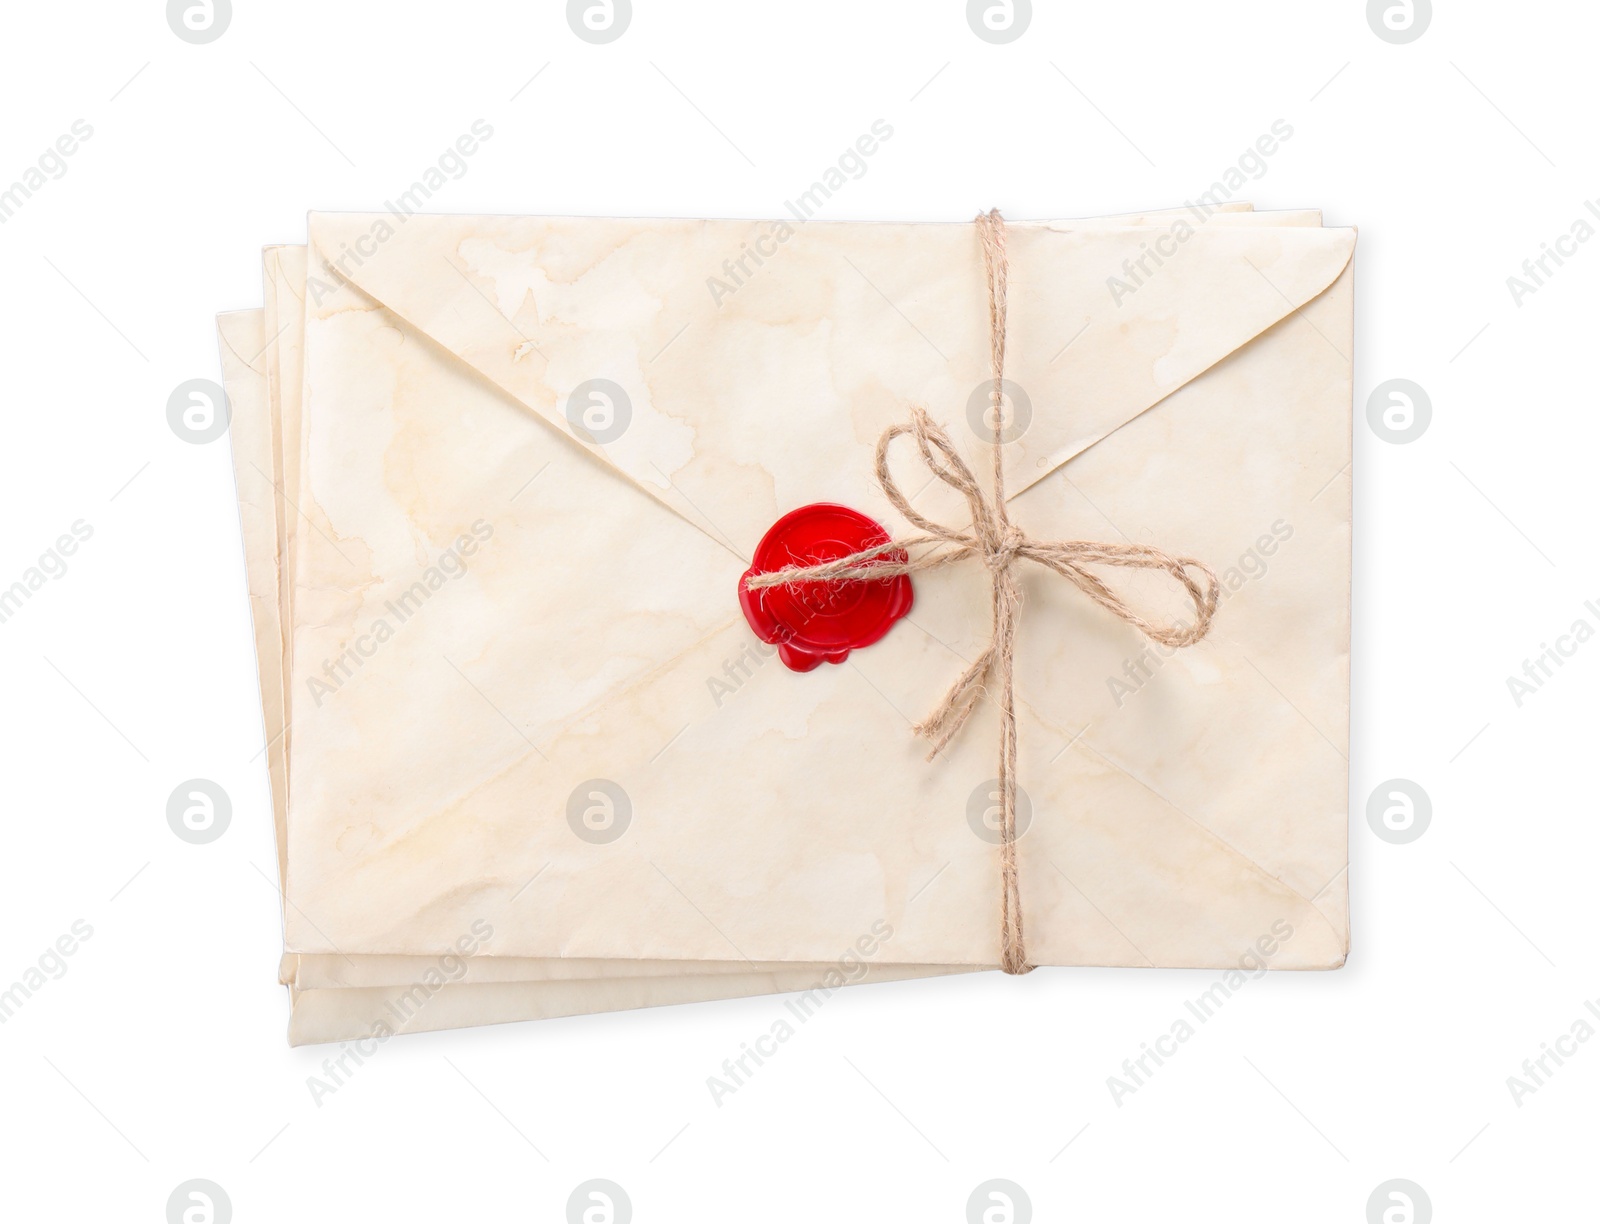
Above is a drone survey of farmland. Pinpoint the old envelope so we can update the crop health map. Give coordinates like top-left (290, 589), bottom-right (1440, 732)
top-left (225, 205), bottom-right (1353, 1040)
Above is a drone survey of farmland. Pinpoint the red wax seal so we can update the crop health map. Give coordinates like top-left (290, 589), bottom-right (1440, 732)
top-left (739, 503), bottom-right (914, 672)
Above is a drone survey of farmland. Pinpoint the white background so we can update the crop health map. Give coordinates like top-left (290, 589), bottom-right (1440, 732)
top-left (0, 1), bottom-right (1594, 1220)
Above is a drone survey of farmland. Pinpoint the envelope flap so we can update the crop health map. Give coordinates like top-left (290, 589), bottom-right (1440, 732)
top-left (308, 213), bottom-right (1354, 557)
top-left (999, 221), bottom-right (1356, 499)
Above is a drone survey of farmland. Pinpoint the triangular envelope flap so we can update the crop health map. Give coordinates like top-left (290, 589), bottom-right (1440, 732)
top-left (1001, 221), bottom-right (1356, 499)
top-left (309, 214), bottom-right (1352, 556)
top-left (307, 212), bottom-right (1002, 556)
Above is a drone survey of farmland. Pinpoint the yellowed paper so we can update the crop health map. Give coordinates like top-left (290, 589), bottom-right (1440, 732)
top-left (222, 203), bottom-right (1352, 1042)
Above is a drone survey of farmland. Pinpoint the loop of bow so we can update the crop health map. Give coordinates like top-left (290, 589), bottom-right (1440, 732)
top-left (744, 211), bottom-right (1220, 974)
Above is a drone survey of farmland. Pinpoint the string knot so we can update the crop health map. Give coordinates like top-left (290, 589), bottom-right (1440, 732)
top-left (984, 524), bottom-right (1026, 572)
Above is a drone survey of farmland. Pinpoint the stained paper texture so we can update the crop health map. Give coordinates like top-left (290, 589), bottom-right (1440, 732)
top-left (219, 203), bottom-right (1354, 1044)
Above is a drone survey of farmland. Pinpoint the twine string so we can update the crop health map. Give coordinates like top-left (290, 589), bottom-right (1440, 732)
top-left (746, 211), bottom-right (1220, 974)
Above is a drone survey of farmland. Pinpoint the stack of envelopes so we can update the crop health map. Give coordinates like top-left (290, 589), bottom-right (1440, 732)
top-left (218, 203), bottom-right (1355, 1045)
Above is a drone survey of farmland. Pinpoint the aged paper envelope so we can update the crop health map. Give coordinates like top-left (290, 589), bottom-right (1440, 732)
top-left (279, 210), bottom-right (1352, 975)
top-left (224, 205), bottom-right (1350, 1041)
